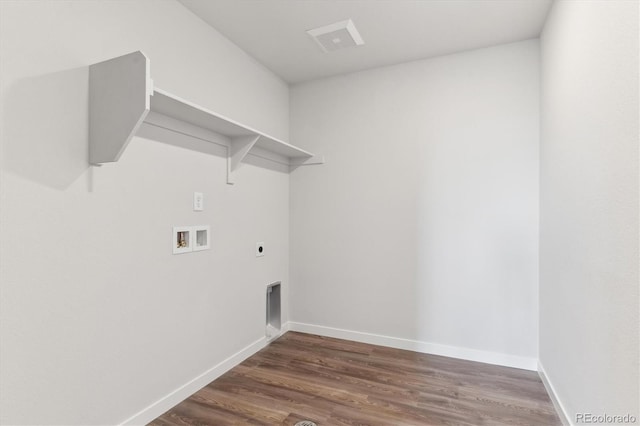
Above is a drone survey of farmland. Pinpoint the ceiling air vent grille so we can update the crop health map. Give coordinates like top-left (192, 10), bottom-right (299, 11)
top-left (307, 19), bottom-right (364, 52)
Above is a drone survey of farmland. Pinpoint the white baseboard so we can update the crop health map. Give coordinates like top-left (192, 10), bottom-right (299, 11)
top-left (120, 322), bottom-right (539, 425)
top-left (538, 361), bottom-right (573, 426)
top-left (266, 321), bottom-right (291, 343)
top-left (120, 335), bottom-right (269, 425)
top-left (288, 322), bottom-right (538, 371)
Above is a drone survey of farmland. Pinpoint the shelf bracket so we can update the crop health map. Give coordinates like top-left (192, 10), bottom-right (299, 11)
top-left (89, 51), bottom-right (151, 165)
top-left (289, 155), bottom-right (325, 172)
top-left (227, 135), bottom-right (260, 185)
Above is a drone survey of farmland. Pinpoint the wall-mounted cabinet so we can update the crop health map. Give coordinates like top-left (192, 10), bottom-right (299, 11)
top-left (89, 51), bottom-right (323, 184)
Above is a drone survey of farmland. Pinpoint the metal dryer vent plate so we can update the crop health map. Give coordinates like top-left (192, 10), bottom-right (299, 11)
top-left (307, 19), bottom-right (364, 52)
top-left (294, 421), bottom-right (318, 426)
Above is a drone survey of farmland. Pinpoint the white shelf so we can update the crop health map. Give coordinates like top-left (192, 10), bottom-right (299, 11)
top-left (89, 51), bottom-right (323, 184)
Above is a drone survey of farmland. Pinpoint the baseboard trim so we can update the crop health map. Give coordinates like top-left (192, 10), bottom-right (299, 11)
top-left (288, 322), bottom-right (537, 371)
top-left (120, 335), bottom-right (269, 425)
top-left (120, 322), bottom-right (538, 424)
top-left (538, 361), bottom-right (573, 426)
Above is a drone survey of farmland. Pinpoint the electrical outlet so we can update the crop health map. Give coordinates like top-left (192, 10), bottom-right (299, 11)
top-left (256, 242), bottom-right (265, 257)
top-left (193, 192), bottom-right (204, 211)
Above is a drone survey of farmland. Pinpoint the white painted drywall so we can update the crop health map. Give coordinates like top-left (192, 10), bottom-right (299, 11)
top-left (540, 0), bottom-right (639, 422)
top-left (0, 1), bottom-right (290, 424)
top-left (290, 40), bottom-right (540, 362)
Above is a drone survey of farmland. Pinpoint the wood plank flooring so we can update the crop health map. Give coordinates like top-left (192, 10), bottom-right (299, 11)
top-left (150, 332), bottom-right (560, 425)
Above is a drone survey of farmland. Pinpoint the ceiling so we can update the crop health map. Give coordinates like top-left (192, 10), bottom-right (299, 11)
top-left (178, 0), bottom-right (553, 84)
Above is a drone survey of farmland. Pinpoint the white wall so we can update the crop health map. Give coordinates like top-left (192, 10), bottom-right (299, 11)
top-left (0, 1), bottom-right (290, 424)
top-left (540, 0), bottom-right (639, 423)
top-left (290, 40), bottom-right (540, 366)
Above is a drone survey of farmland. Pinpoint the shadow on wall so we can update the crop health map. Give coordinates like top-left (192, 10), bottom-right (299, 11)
top-left (2, 66), bottom-right (91, 190)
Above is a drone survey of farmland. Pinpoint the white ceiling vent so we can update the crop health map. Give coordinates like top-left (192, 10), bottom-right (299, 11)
top-left (307, 19), bottom-right (364, 53)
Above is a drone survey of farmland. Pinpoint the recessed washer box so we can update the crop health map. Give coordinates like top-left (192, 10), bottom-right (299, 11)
top-left (193, 226), bottom-right (210, 251)
top-left (173, 226), bottom-right (192, 254)
top-left (172, 225), bottom-right (211, 254)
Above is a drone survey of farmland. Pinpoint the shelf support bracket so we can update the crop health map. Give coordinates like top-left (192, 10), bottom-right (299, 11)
top-left (289, 155), bottom-right (325, 172)
top-left (227, 135), bottom-right (260, 185)
top-left (89, 51), bottom-right (151, 165)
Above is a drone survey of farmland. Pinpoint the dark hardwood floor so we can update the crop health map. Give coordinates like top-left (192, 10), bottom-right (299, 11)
top-left (150, 332), bottom-right (560, 425)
